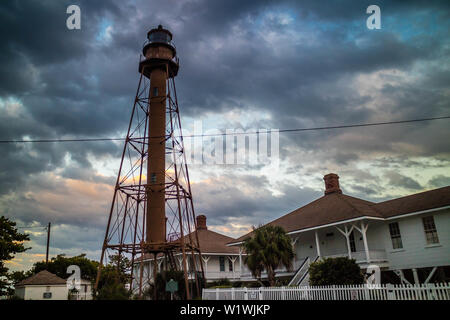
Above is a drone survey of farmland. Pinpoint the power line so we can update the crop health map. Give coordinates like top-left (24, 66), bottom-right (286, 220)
top-left (0, 116), bottom-right (448, 143)
top-left (190, 116), bottom-right (450, 138)
top-left (0, 138), bottom-right (124, 144)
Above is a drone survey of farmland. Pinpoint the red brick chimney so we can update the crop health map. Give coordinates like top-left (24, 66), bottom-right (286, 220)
top-left (196, 215), bottom-right (207, 230)
top-left (323, 173), bottom-right (342, 195)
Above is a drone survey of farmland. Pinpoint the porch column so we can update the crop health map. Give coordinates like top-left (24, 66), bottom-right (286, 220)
top-left (315, 230), bottom-right (321, 258)
top-left (228, 256), bottom-right (237, 278)
top-left (344, 226), bottom-right (352, 259)
top-left (202, 256), bottom-right (210, 275)
top-left (157, 258), bottom-right (163, 272)
top-left (239, 247), bottom-right (243, 274)
top-left (335, 225), bottom-right (353, 260)
top-left (424, 267), bottom-right (437, 284)
top-left (359, 221), bottom-right (370, 263)
top-left (412, 268), bottom-right (420, 284)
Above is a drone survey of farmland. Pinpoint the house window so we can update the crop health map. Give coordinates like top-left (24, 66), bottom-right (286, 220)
top-left (219, 256), bottom-right (225, 272)
top-left (228, 259), bottom-right (233, 272)
top-left (43, 292), bottom-right (52, 299)
top-left (422, 216), bottom-right (439, 244)
top-left (349, 231), bottom-right (356, 252)
top-left (388, 222), bottom-right (403, 249)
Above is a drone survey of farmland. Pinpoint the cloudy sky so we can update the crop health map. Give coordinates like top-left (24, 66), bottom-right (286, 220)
top-left (1, 0), bottom-right (449, 271)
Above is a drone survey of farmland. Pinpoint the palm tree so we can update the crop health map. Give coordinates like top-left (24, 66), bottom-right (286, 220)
top-left (243, 225), bottom-right (294, 286)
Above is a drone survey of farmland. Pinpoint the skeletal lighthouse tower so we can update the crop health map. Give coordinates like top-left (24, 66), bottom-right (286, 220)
top-left (95, 25), bottom-right (204, 299)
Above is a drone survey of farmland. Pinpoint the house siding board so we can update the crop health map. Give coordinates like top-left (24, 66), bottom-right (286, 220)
top-left (293, 232), bottom-right (316, 261)
top-left (21, 285), bottom-right (68, 300)
top-left (366, 223), bottom-right (386, 251)
top-left (385, 208), bottom-right (450, 270)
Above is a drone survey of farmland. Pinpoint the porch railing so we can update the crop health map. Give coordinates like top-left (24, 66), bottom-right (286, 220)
top-left (240, 258), bottom-right (305, 279)
top-left (325, 250), bottom-right (387, 263)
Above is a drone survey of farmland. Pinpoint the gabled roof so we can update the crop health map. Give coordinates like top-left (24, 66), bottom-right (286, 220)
top-left (229, 185), bottom-right (450, 245)
top-left (230, 193), bottom-right (382, 244)
top-left (137, 226), bottom-right (240, 261)
top-left (16, 270), bottom-right (66, 287)
top-left (374, 185), bottom-right (450, 218)
top-left (184, 228), bottom-right (240, 254)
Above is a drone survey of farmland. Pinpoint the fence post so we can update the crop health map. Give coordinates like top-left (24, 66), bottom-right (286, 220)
top-left (427, 283), bottom-right (436, 300)
top-left (364, 284), bottom-right (369, 300)
top-left (386, 284), bottom-right (395, 300)
top-left (244, 287), bottom-right (248, 300)
top-left (231, 287), bottom-right (235, 300)
top-left (259, 287), bottom-right (263, 300)
top-left (216, 288), bottom-right (219, 300)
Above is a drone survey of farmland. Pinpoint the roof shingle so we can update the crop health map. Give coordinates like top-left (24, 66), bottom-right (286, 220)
top-left (373, 186), bottom-right (450, 218)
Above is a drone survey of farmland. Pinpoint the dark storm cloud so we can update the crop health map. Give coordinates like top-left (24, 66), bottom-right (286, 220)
top-left (428, 175), bottom-right (450, 188)
top-left (192, 173), bottom-right (322, 227)
top-left (0, 0), bottom-right (130, 194)
top-left (384, 171), bottom-right (423, 190)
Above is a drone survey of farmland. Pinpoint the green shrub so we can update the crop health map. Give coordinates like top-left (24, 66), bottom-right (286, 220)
top-left (206, 278), bottom-right (232, 288)
top-left (309, 257), bottom-right (364, 286)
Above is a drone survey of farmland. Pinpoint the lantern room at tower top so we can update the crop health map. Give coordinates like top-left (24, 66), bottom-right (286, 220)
top-left (139, 24), bottom-right (179, 78)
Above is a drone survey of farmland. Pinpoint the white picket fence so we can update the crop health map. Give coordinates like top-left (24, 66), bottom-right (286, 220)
top-left (202, 283), bottom-right (450, 300)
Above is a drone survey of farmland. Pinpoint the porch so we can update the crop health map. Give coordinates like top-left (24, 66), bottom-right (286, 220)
top-left (289, 219), bottom-right (390, 269)
top-left (240, 250), bottom-right (388, 281)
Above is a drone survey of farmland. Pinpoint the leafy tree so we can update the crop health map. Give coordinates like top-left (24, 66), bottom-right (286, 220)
top-left (2, 270), bottom-right (33, 296)
top-left (32, 253), bottom-right (99, 280)
top-left (95, 264), bottom-right (131, 300)
top-left (0, 216), bottom-right (30, 295)
top-left (243, 225), bottom-right (294, 287)
top-left (309, 257), bottom-right (365, 286)
top-left (108, 253), bottom-right (132, 278)
top-left (146, 270), bottom-right (187, 300)
top-left (8, 270), bottom-right (32, 285)
top-left (94, 254), bottom-right (131, 300)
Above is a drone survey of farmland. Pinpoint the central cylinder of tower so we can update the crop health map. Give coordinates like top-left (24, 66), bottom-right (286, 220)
top-left (140, 25), bottom-right (179, 245)
top-left (146, 68), bottom-right (167, 244)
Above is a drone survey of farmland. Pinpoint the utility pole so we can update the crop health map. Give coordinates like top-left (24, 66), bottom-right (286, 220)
top-left (46, 222), bottom-right (51, 264)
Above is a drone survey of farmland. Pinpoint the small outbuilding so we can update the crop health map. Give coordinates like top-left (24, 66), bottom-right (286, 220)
top-left (14, 270), bottom-right (92, 300)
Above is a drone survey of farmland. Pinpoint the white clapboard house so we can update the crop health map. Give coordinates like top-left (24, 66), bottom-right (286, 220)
top-left (228, 173), bottom-right (450, 286)
top-left (14, 270), bottom-right (92, 300)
